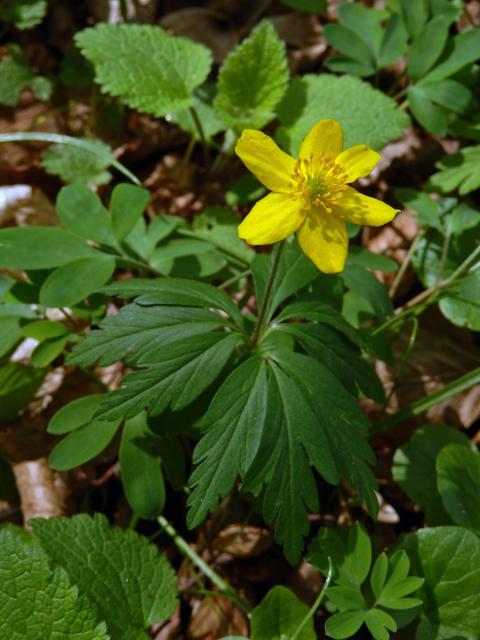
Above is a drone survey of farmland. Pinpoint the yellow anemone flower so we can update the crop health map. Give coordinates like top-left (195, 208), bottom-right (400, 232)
top-left (235, 119), bottom-right (399, 274)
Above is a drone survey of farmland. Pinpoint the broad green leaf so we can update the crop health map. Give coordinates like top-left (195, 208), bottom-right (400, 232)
top-left (407, 86), bottom-right (448, 136)
top-left (398, 0), bottom-right (428, 39)
top-left (370, 553), bottom-right (389, 599)
top-left (187, 356), bottom-right (270, 529)
top-left (30, 335), bottom-right (68, 367)
top-left (392, 424), bottom-right (472, 524)
top-left (67, 302), bottom-right (231, 367)
top-left (422, 28), bottom-right (480, 84)
top-left (364, 609), bottom-right (397, 640)
top-left (376, 551), bottom-right (423, 610)
top-left (327, 586), bottom-right (366, 611)
top-left (377, 13), bottom-right (408, 68)
top-left (120, 412), bottom-right (165, 519)
top-left (110, 183), bottom-right (150, 242)
top-left (0, 316), bottom-right (22, 357)
top-left (341, 265), bottom-right (393, 322)
top-left (76, 23), bottom-right (212, 117)
top-left (277, 323), bottom-right (384, 402)
top-left (437, 444), bottom-right (480, 533)
top-left (324, 25), bottom-right (376, 77)
top-left (407, 16), bottom-right (449, 81)
top-left (31, 513), bottom-right (178, 640)
top-left (39, 255), bottom-right (115, 308)
top-left (250, 586), bottom-right (315, 640)
top-left (96, 332), bottom-right (242, 420)
top-left (0, 525), bottom-right (108, 640)
top-left (445, 203), bottom-right (480, 236)
top-left (56, 183), bottom-right (116, 247)
top-left (395, 187), bottom-right (443, 231)
top-left (48, 417), bottom-right (121, 470)
top-left (214, 20), bottom-right (288, 131)
top-left (0, 227), bottom-right (96, 269)
top-left (439, 270), bottom-right (480, 331)
top-left (150, 238), bottom-right (226, 278)
top-left (48, 394), bottom-right (105, 434)
top-left (191, 206), bottom-right (254, 265)
top-left (430, 146), bottom-right (480, 195)
top-left (325, 610), bottom-right (366, 639)
top-left (125, 215), bottom-right (181, 260)
top-left (276, 74), bottom-right (409, 155)
top-left (0, 363), bottom-right (45, 420)
top-left (101, 277), bottom-right (243, 327)
top-left (348, 246), bottom-right (398, 272)
top-left (22, 319), bottom-right (68, 340)
top-left (420, 79), bottom-right (472, 115)
top-left (336, 3), bottom-right (384, 59)
top-left (0, 44), bottom-right (49, 106)
top-left (401, 526), bottom-right (480, 639)
top-left (41, 139), bottom-right (114, 186)
top-left (0, 0), bottom-right (46, 29)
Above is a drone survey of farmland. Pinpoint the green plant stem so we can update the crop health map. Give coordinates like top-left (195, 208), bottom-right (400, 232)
top-left (188, 106), bottom-right (210, 169)
top-left (388, 231), bottom-right (423, 297)
top-left (157, 515), bottom-right (252, 615)
top-left (291, 559), bottom-right (334, 640)
top-left (0, 132), bottom-right (141, 185)
top-left (374, 366), bottom-right (480, 433)
top-left (218, 269), bottom-right (251, 290)
top-left (249, 240), bottom-right (285, 347)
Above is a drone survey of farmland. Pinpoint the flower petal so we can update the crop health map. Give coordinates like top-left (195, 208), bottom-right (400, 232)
top-left (238, 193), bottom-right (305, 245)
top-left (336, 144), bottom-right (380, 182)
top-left (235, 130), bottom-right (296, 193)
top-left (296, 208), bottom-right (348, 274)
top-left (299, 119), bottom-right (344, 160)
top-left (334, 187), bottom-right (399, 226)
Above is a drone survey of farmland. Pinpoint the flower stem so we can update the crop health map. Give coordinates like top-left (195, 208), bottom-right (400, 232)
top-left (290, 559), bottom-right (334, 640)
top-left (188, 106), bottom-right (210, 169)
top-left (157, 515), bottom-right (252, 615)
top-left (249, 240), bottom-right (285, 348)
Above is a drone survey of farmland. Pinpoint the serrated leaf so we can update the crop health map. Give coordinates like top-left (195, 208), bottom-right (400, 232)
top-left (0, 44), bottom-right (36, 106)
top-left (437, 444), bottom-right (480, 533)
top-left (67, 302), bottom-right (231, 367)
top-left (41, 139), bottom-right (114, 185)
top-left (76, 24), bottom-right (212, 117)
top-left (401, 526), bottom-right (480, 639)
top-left (276, 74), bottom-right (409, 155)
top-left (0, 0), bottom-right (46, 29)
top-left (250, 586), bottom-right (315, 640)
top-left (96, 332), bottom-right (242, 420)
top-left (0, 525), bottom-right (109, 640)
top-left (214, 20), bottom-right (288, 131)
top-left (392, 424), bottom-right (472, 524)
top-left (31, 513), bottom-right (178, 640)
top-left (430, 146), bottom-right (480, 195)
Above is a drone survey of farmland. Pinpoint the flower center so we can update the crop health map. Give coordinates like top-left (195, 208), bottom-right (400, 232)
top-left (290, 153), bottom-right (348, 213)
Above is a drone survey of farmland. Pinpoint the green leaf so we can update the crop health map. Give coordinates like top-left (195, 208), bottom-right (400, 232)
top-left (276, 74), bottom-right (409, 155)
top-left (39, 255), bottom-right (115, 308)
top-left (370, 553), bottom-right (389, 599)
top-left (41, 139), bottom-right (114, 186)
top-left (377, 13), bottom-right (408, 68)
top-left (422, 28), bottom-right (480, 84)
top-left (325, 610), bottom-right (366, 639)
top-left (364, 609), bottom-right (397, 640)
top-left (150, 238), bottom-right (226, 278)
top-left (56, 183), bottom-right (116, 247)
top-left (0, 226), bottom-right (97, 269)
top-left (336, 3), bottom-right (384, 60)
top-left (48, 394), bottom-right (105, 434)
top-left (376, 551), bottom-right (423, 609)
top-left (120, 412), bottom-right (166, 519)
top-left (96, 332), bottom-right (242, 420)
top-left (277, 323), bottom-right (385, 402)
top-left (0, 525), bottom-right (108, 640)
top-left (420, 79), bottom-right (472, 115)
top-left (48, 417), bottom-right (121, 470)
top-left (250, 586), bottom-right (315, 640)
top-left (407, 86), bottom-right (448, 136)
top-left (341, 265), bottom-right (393, 322)
top-left (395, 187), bottom-right (443, 231)
top-left (0, 316), bottom-right (22, 357)
top-left (125, 215), bottom-right (181, 260)
top-left (171, 84), bottom-right (226, 141)
top-left (327, 586), bottom-right (366, 611)
top-left (67, 302), bottom-right (232, 368)
top-left (30, 335), bottom-right (68, 367)
top-left (348, 246), bottom-right (398, 272)
top-left (0, 0), bottom-right (46, 29)
top-left (22, 319), bottom-right (68, 340)
top-left (398, 0), bottom-right (428, 39)
top-left (430, 146), bottom-right (480, 195)
top-left (110, 183), bottom-right (150, 242)
top-left (0, 44), bottom-right (36, 106)
top-left (76, 23), bottom-right (212, 117)
top-left (436, 444), bottom-right (480, 533)
top-left (214, 20), bottom-right (288, 132)
top-left (191, 206), bottom-right (254, 265)
top-left (407, 16), bottom-right (449, 81)
top-left (392, 424), bottom-right (472, 524)
top-left (279, 0), bottom-right (326, 15)
top-left (439, 269), bottom-right (480, 331)
top-left (324, 24), bottom-right (376, 77)
top-left (31, 513), bottom-right (178, 640)
top-left (187, 356), bottom-right (270, 528)
top-left (0, 363), bottom-right (45, 420)
top-left (401, 526), bottom-right (480, 640)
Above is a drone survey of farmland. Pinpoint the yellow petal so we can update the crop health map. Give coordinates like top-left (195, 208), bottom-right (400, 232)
top-left (336, 145), bottom-right (380, 182)
top-left (235, 130), bottom-right (296, 193)
top-left (296, 207), bottom-right (348, 274)
top-left (299, 119), bottom-right (344, 160)
top-left (334, 187), bottom-right (399, 226)
top-left (238, 193), bottom-right (305, 245)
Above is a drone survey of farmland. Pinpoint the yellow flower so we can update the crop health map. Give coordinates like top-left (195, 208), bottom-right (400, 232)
top-left (235, 119), bottom-right (399, 274)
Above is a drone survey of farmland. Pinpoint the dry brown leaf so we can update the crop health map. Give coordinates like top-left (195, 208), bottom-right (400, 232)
top-left (213, 523), bottom-right (272, 558)
top-left (187, 595), bottom-right (248, 640)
